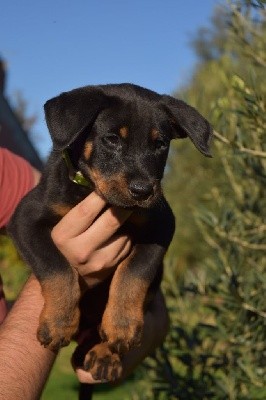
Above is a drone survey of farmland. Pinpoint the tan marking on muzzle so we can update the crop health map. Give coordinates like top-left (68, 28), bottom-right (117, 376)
top-left (89, 168), bottom-right (128, 197)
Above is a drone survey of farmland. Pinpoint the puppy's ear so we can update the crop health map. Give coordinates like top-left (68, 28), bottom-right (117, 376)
top-left (44, 86), bottom-right (108, 150)
top-left (161, 95), bottom-right (213, 157)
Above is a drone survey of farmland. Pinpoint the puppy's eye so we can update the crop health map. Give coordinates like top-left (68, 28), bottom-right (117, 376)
top-left (102, 133), bottom-right (120, 147)
top-left (154, 138), bottom-right (168, 150)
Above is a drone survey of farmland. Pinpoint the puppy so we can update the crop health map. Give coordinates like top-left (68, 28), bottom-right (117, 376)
top-left (9, 83), bottom-right (212, 381)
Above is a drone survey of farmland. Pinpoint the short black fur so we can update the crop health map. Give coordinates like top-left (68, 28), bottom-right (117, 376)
top-left (8, 83), bottom-right (212, 382)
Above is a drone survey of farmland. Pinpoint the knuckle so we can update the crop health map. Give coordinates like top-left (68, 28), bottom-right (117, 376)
top-left (51, 228), bottom-right (72, 252)
top-left (119, 239), bottom-right (132, 259)
top-left (105, 213), bottom-right (120, 230)
top-left (51, 226), bottom-right (64, 246)
top-left (89, 255), bottom-right (108, 272)
top-left (77, 200), bottom-right (91, 217)
top-left (74, 251), bottom-right (90, 266)
top-left (124, 238), bottom-right (132, 252)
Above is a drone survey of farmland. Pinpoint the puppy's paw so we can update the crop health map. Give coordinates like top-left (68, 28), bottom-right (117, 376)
top-left (84, 342), bottom-right (123, 382)
top-left (37, 306), bottom-right (80, 352)
top-left (100, 311), bottom-right (143, 354)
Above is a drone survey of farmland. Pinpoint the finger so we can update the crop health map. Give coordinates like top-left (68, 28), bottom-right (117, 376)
top-left (99, 234), bottom-right (132, 267)
top-left (75, 206), bottom-right (132, 252)
top-left (52, 192), bottom-right (106, 241)
top-left (76, 235), bottom-right (131, 278)
top-left (75, 368), bottom-right (104, 384)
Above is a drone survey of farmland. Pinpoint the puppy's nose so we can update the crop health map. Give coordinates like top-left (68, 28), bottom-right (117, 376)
top-left (128, 181), bottom-right (154, 200)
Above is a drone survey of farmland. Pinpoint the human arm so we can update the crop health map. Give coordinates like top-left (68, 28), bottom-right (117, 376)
top-left (0, 147), bottom-right (131, 398)
top-left (0, 275), bottom-right (56, 400)
top-left (0, 192), bottom-right (168, 396)
top-left (0, 191), bottom-right (132, 399)
top-left (0, 147), bottom-right (168, 394)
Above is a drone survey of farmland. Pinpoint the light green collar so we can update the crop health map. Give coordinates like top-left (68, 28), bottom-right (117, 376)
top-left (62, 149), bottom-right (91, 187)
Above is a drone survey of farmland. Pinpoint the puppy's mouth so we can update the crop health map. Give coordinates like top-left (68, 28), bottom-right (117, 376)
top-left (87, 169), bottom-right (161, 208)
top-left (100, 187), bottom-right (159, 208)
top-left (95, 183), bottom-right (161, 209)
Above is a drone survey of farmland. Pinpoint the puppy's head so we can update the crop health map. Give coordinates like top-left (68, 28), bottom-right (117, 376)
top-left (45, 83), bottom-right (212, 208)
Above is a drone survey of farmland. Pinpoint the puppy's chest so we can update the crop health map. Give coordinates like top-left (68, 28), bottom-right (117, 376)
top-left (120, 210), bottom-right (154, 243)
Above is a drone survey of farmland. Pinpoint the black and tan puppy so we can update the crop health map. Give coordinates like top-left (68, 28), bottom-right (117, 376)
top-left (8, 83), bottom-right (212, 381)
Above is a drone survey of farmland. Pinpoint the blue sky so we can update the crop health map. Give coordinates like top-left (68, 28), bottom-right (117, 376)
top-left (1, 0), bottom-right (219, 159)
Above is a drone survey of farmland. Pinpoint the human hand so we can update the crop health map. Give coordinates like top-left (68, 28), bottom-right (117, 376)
top-left (51, 192), bottom-right (132, 287)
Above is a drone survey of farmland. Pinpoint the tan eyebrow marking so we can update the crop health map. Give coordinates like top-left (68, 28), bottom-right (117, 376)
top-left (151, 128), bottom-right (160, 140)
top-left (83, 141), bottom-right (93, 160)
top-left (119, 126), bottom-right (129, 139)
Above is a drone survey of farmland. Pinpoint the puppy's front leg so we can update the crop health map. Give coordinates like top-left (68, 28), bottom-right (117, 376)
top-left (9, 201), bottom-right (81, 352)
top-left (100, 243), bottom-right (165, 354)
top-left (37, 266), bottom-right (81, 351)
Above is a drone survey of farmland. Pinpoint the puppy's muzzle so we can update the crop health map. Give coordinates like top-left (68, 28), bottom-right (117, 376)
top-left (128, 180), bottom-right (154, 201)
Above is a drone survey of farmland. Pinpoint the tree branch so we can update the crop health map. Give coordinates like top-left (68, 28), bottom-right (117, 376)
top-left (213, 130), bottom-right (266, 158)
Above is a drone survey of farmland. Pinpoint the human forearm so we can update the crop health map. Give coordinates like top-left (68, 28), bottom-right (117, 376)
top-left (0, 275), bottom-right (56, 400)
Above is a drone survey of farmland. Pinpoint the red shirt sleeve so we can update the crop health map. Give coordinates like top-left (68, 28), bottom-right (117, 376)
top-left (0, 148), bottom-right (35, 228)
top-left (0, 148), bottom-right (35, 323)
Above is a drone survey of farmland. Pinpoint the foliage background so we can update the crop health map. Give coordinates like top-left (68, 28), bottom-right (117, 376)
top-left (131, 1), bottom-right (266, 399)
